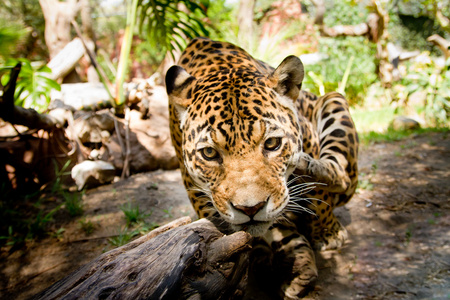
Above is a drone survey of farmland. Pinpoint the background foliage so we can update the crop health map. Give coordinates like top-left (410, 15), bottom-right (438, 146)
top-left (0, 0), bottom-right (448, 124)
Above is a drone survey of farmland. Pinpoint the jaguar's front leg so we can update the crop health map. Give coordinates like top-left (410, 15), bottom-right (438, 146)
top-left (263, 223), bottom-right (318, 299)
top-left (295, 152), bottom-right (351, 194)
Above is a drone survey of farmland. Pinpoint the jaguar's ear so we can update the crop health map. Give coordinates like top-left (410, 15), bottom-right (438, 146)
top-left (166, 65), bottom-right (196, 112)
top-left (270, 55), bottom-right (304, 101)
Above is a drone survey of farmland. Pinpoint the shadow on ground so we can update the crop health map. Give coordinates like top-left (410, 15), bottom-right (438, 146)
top-left (0, 132), bottom-right (449, 299)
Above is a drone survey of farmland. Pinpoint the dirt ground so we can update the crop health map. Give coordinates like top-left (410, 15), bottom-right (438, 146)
top-left (0, 131), bottom-right (449, 300)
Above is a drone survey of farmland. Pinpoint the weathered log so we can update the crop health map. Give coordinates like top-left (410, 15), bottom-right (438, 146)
top-left (47, 38), bottom-right (86, 81)
top-left (33, 217), bottom-right (253, 300)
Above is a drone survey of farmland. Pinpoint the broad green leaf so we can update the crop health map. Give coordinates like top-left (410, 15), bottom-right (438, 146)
top-left (1, 58), bottom-right (60, 112)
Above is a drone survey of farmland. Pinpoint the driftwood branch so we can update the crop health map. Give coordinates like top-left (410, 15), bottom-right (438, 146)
top-left (427, 34), bottom-right (450, 59)
top-left (311, 0), bottom-right (370, 38)
top-left (33, 217), bottom-right (253, 300)
top-left (47, 38), bottom-right (85, 81)
top-left (320, 23), bottom-right (369, 38)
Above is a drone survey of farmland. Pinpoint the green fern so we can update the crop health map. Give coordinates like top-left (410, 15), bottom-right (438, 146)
top-left (138, 0), bottom-right (209, 55)
top-left (0, 58), bottom-right (60, 112)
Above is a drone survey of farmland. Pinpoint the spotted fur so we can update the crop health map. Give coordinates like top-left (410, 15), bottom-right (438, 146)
top-left (166, 37), bottom-right (358, 298)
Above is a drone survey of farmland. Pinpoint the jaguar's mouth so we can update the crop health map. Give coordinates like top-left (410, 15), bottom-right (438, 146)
top-left (232, 220), bottom-right (272, 237)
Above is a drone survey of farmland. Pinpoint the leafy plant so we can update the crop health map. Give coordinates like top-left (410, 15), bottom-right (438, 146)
top-left (63, 191), bottom-right (84, 217)
top-left (217, 2), bottom-right (313, 67)
top-left (138, 0), bottom-right (209, 55)
top-left (108, 226), bottom-right (139, 248)
top-left (162, 207), bottom-right (173, 219)
top-left (27, 204), bottom-right (62, 239)
top-left (0, 21), bottom-right (28, 60)
top-left (112, 0), bottom-right (210, 107)
top-left (351, 105), bottom-right (400, 134)
top-left (388, 5), bottom-right (450, 56)
top-left (0, 58), bottom-right (60, 112)
top-left (79, 218), bottom-right (95, 235)
top-left (108, 201), bottom-right (158, 248)
top-left (0, 1), bottom-right (47, 60)
top-left (49, 227), bottom-right (65, 241)
top-left (303, 36), bottom-right (377, 105)
top-left (137, 221), bottom-right (159, 234)
top-left (0, 226), bottom-right (23, 246)
top-left (358, 175), bottom-right (373, 191)
top-left (107, 219), bottom-right (158, 248)
top-left (204, 0), bottom-right (235, 40)
top-left (399, 55), bottom-right (449, 125)
top-left (120, 201), bottom-right (151, 225)
top-left (404, 225), bottom-right (414, 245)
top-left (51, 160), bottom-right (72, 194)
top-left (322, 0), bottom-right (368, 27)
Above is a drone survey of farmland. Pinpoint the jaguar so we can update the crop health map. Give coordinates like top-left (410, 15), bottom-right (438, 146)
top-left (166, 37), bottom-right (358, 299)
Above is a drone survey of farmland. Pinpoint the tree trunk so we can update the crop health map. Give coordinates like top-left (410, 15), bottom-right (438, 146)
top-left (371, 0), bottom-right (391, 85)
top-left (79, 0), bottom-right (99, 82)
top-left (39, 0), bottom-right (80, 59)
top-left (311, 0), bottom-right (325, 26)
top-left (39, 0), bottom-right (80, 83)
top-left (238, 0), bottom-right (256, 50)
top-left (32, 217), bottom-right (253, 300)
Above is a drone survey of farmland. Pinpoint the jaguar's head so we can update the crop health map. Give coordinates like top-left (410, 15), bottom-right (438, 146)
top-left (166, 56), bottom-right (305, 236)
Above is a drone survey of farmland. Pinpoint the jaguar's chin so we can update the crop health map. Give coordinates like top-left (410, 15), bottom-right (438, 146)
top-left (232, 220), bottom-right (273, 237)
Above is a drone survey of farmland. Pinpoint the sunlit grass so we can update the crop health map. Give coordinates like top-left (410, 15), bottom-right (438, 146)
top-left (358, 127), bottom-right (449, 145)
top-left (350, 106), bottom-right (449, 145)
top-left (351, 106), bottom-right (398, 134)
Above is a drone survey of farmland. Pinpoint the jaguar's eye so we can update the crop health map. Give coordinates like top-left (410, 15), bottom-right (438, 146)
top-left (264, 137), bottom-right (282, 151)
top-left (201, 147), bottom-right (220, 161)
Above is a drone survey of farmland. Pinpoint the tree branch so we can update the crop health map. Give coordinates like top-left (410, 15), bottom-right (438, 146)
top-left (427, 34), bottom-right (450, 59)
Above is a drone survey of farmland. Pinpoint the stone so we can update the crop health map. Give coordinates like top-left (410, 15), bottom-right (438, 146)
top-left (391, 116), bottom-right (421, 131)
top-left (71, 160), bottom-right (115, 190)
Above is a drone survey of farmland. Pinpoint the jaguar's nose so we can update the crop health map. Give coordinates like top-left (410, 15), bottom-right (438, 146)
top-left (232, 202), bottom-right (266, 217)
